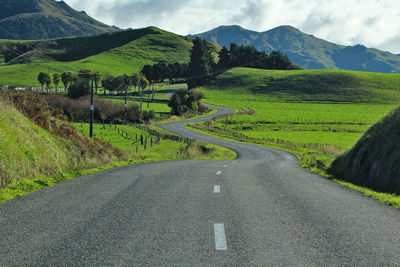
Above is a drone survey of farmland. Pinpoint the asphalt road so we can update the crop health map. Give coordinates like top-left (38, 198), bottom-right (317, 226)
top-left (0, 105), bottom-right (399, 266)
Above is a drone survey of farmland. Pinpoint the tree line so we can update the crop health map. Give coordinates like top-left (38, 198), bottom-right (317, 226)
top-left (38, 70), bottom-right (150, 99)
top-left (187, 37), bottom-right (300, 88)
top-left (139, 38), bottom-right (299, 89)
top-left (141, 62), bottom-right (188, 84)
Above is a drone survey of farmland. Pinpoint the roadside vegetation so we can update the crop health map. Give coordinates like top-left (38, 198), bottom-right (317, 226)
top-left (0, 90), bottom-right (121, 202)
top-left (0, 88), bottom-right (235, 204)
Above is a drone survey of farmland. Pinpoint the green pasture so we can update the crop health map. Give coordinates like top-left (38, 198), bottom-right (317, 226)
top-left (198, 68), bottom-right (398, 152)
top-left (73, 123), bottom-right (235, 161)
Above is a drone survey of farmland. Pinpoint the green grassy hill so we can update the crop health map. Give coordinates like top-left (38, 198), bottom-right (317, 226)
top-left (207, 67), bottom-right (400, 104)
top-left (0, 0), bottom-right (118, 40)
top-left (0, 27), bottom-right (212, 86)
top-left (329, 106), bottom-right (400, 194)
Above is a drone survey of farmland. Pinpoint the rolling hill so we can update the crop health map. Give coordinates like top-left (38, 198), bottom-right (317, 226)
top-left (0, 27), bottom-right (218, 86)
top-left (190, 25), bottom-right (400, 73)
top-left (0, 0), bottom-right (118, 40)
top-left (205, 67), bottom-right (400, 104)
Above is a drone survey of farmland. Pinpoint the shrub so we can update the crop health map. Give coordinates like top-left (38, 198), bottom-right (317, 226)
top-left (0, 89), bottom-right (65, 131)
top-left (168, 89), bottom-right (204, 116)
top-left (43, 94), bottom-right (142, 123)
top-left (143, 110), bottom-right (156, 122)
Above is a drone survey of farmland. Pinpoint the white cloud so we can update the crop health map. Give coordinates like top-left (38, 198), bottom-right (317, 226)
top-left (63, 0), bottom-right (400, 54)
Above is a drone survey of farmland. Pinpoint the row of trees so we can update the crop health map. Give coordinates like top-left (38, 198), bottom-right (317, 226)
top-left (38, 71), bottom-right (150, 98)
top-left (102, 73), bottom-right (149, 95)
top-left (37, 71), bottom-right (96, 94)
top-left (141, 62), bottom-right (188, 84)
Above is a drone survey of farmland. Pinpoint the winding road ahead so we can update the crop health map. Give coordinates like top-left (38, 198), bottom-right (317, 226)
top-left (0, 105), bottom-right (399, 266)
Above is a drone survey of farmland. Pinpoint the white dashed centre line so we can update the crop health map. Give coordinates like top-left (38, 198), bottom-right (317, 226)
top-left (216, 171), bottom-right (222, 175)
top-left (214, 224), bottom-right (228, 250)
top-left (223, 165), bottom-right (228, 168)
top-left (214, 185), bottom-right (221, 193)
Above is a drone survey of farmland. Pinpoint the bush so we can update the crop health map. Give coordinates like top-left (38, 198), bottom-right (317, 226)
top-left (143, 110), bottom-right (155, 122)
top-left (168, 89), bottom-right (204, 116)
top-left (43, 94), bottom-right (142, 123)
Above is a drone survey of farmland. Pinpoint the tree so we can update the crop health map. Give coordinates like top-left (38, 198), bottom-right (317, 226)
top-left (187, 37), bottom-right (213, 89)
top-left (61, 72), bottom-right (73, 92)
top-left (217, 46), bottom-right (231, 70)
top-left (67, 70), bottom-right (93, 99)
top-left (37, 72), bottom-right (47, 92)
top-left (44, 73), bottom-right (51, 93)
top-left (52, 73), bottom-right (60, 93)
top-left (93, 71), bottom-right (102, 95)
top-left (77, 69), bottom-right (93, 85)
top-left (102, 74), bottom-right (114, 95)
top-left (131, 73), bottom-right (141, 93)
top-left (137, 75), bottom-right (149, 112)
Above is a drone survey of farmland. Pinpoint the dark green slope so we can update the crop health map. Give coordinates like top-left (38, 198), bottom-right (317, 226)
top-left (191, 25), bottom-right (400, 73)
top-left (329, 106), bottom-right (400, 194)
top-left (0, 0), bottom-right (118, 40)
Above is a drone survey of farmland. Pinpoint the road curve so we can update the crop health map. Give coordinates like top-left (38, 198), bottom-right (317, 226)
top-left (0, 105), bottom-right (399, 266)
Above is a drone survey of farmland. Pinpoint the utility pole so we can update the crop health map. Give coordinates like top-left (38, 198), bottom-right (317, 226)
top-left (90, 77), bottom-right (94, 137)
top-left (124, 88), bottom-right (128, 125)
top-left (140, 86), bottom-right (143, 113)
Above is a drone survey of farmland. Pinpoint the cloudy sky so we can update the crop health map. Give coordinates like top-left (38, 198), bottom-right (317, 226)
top-left (64, 0), bottom-right (400, 54)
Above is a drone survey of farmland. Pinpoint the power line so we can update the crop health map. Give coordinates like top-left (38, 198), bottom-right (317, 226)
top-left (0, 25), bottom-right (81, 74)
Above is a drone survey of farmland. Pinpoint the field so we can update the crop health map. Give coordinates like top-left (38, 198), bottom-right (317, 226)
top-left (196, 67), bottom-right (399, 171)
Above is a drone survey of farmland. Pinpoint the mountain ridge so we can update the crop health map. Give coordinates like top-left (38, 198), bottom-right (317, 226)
top-left (190, 25), bottom-right (400, 73)
top-left (0, 0), bottom-right (118, 40)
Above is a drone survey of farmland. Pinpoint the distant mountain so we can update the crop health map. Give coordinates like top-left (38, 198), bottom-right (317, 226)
top-left (190, 25), bottom-right (400, 73)
top-left (0, 0), bottom-right (118, 40)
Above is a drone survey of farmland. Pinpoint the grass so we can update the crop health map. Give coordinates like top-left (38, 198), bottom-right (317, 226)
top-left (206, 68), bottom-right (400, 104)
top-left (333, 179), bottom-right (400, 208)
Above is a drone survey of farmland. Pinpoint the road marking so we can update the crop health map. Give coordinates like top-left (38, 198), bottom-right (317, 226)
top-left (214, 224), bottom-right (227, 250)
top-left (223, 165), bottom-right (228, 168)
top-left (214, 185), bottom-right (221, 193)
top-left (231, 162), bottom-right (237, 164)
top-left (216, 171), bottom-right (222, 175)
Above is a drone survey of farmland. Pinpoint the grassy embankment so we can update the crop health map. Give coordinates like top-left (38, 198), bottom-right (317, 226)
top-left (190, 67), bottom-right (400, 207)
top-left (0, 94), bottom-right (122, 203)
